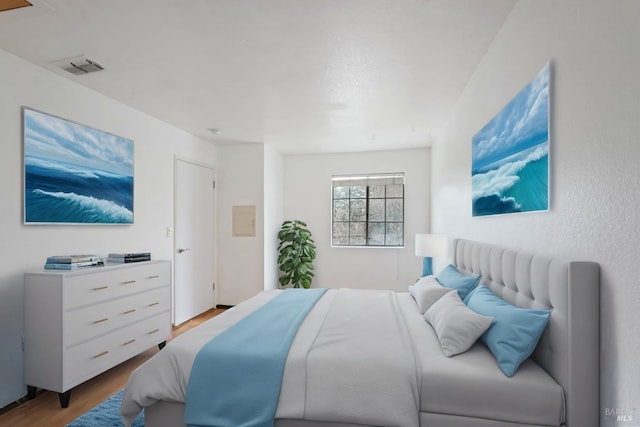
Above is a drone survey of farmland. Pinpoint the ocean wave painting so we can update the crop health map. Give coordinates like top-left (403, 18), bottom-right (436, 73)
top-left (23, 108), bottom-right (134, 224)
top-left (472, 63), bottom-right (549, 217)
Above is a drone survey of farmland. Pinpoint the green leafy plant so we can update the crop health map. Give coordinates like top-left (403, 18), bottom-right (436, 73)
top-left (278, 220), bottom-right (316, 288)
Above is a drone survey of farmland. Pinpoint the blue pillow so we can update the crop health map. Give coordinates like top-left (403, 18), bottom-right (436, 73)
top-left (436, 264), bottom-right (480, 300)
top-left (465, 285), bottom-right (551, 377)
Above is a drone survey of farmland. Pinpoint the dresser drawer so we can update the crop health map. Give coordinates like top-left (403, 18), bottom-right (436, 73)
top-left (64, 312), bottom-right (171, 388)
top-left (64, 262), bottom-right (170, 309)
top-left (65, 286), bottom-right (170, 346)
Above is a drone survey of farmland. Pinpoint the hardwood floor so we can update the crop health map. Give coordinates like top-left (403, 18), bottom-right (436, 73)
top-left (0, 307), bottom-right (225, 427)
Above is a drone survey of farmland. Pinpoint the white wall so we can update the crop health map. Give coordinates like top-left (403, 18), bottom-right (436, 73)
top-left (216, 144), bottom-right (265, 305)
top-left (263, 144), bottom-right (284, 291)
top-left (431, 1), bottom-right (640, 424)
top-left (0, 49), bottom-right (218, 407)
top-left (283, 148), bottom-right (430, 291)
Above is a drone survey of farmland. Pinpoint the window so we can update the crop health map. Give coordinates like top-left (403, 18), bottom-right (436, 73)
top-left (331, 173), bottom-right (404, 247)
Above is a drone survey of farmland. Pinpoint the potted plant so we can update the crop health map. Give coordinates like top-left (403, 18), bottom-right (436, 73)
top-left (277, 220), bottom-right (316, 288)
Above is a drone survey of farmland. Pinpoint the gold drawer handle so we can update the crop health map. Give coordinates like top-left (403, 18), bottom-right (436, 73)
top-left (123, 309), bottom-right (136, 314)
top-left (121, 280), bottom-right (136, 285)
top-left (148, 328), bottom-right (160, 335)
top-left (123, 339), bottom-right (137, 346)
top-left (147, 302), bottom-right (160, 307)
top-left (93, 351), bottom-right (109, 358)
top-left (147, 275), bottom-right (160, 279)
top-left (93, 286), bottom-right (109, 291)
top-left (93, 318), bottom-right (109, 324)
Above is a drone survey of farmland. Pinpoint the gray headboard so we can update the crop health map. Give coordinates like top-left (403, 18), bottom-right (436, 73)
top-left (452, 239), bottom-right (600, 427)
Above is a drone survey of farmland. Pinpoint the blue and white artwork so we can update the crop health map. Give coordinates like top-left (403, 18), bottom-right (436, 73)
top-left (472, 63), bottom-right (549, 217)
top-left (23, 108), bottom-right (134, 224)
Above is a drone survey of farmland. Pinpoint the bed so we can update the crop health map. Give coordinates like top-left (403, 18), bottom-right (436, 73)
top-left (121, 239), bottom-right (600, 427)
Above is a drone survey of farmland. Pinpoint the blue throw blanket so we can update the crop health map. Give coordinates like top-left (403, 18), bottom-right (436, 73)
top-left (185, 288), bottom-right (327, 427)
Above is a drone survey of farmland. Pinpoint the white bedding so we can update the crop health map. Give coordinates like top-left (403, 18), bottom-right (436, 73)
top-left (121, 288), bottom-right (420, 427)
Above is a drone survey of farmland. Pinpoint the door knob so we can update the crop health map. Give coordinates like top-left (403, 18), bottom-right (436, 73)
top-left (177, 248), bottom-right (190, 253)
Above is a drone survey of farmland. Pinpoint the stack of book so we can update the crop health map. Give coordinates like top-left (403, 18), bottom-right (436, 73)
top-left (45, 255), bottom-right (105, 270)
top-left (107, 252), bottom-right (151, 263)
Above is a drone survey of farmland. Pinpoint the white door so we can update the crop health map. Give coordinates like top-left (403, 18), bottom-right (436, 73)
top-left (174, 158), bottom-right (215, 325)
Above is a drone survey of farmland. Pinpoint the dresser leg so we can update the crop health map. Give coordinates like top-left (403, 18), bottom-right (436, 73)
top-left (158, 341), bottom-right (166, 350)
top-left (27, 386), bottom-right (37, 400)
top-left (58, 390), bottom-right (72, 408)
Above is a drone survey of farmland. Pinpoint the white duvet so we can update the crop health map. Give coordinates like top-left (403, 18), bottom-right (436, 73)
top-left (121, 288), bottom-right (420, 427)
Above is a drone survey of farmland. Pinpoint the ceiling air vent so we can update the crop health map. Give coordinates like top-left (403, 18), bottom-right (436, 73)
top-left (54, 55), bottom-right (104, 75)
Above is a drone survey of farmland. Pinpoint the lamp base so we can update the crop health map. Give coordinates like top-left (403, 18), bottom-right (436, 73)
top-left (422, 257), bottom-right (433, 277)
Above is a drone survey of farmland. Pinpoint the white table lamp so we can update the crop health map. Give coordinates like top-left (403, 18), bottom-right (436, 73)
top-left (415, 233), bottom-right (448, 277)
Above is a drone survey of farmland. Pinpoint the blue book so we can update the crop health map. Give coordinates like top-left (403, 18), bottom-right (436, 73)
top-left (46, 254), bottom-right (103, 264)
top-left (44, 260), bottom-right (104, 270)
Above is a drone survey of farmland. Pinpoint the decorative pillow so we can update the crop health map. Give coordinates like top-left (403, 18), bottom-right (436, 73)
top-left (436, 264), bottom-right (480, 300)
top-left (408, 284), bottom-right (416, 297)
top-left (409, 275), bottom-right (436, 298)
top-left (424, 291), bottom-right (494, 357)
top-left (465, 285), bottom-right (551, 377)
top-left (413, 279), bottom-right (451, 314)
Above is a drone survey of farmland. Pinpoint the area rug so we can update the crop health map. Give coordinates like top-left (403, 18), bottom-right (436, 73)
top-left (65, 390), bottom-right (144, 427)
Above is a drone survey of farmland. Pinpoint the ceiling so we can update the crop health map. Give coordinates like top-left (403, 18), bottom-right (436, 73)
top-left (0, 0), bottom-right (515, 154)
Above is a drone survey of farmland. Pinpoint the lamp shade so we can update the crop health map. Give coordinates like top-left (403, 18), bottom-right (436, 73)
top-left (415, 233), bottom-right (448, 257)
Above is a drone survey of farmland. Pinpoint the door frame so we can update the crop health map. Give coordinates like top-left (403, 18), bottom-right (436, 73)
top-left (173, 155), bottom-right (216, 325)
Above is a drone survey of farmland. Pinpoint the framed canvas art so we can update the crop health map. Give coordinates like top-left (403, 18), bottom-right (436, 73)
top-left (23, 107), bottom-right (134, 224)
top-left (471, 63), bottom-right (550, 217)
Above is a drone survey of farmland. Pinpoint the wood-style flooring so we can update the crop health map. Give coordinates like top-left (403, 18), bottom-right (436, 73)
top-left (0, 307), bottom-right (225, 427)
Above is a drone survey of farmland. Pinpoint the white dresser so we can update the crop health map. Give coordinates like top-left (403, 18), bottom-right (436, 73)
top-left (24, 260), bottom-right (172, 407)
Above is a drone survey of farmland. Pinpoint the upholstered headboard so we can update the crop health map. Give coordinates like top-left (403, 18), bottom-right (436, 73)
top-left (452, 239), bottom-right (600, 427)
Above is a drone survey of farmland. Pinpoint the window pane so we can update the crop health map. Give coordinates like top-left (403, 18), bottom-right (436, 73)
top-left (369, 199), bottom-right (385, 221)
top-left (367, 222), bottom-right (385, 245)
top-left (386, 184), bottom-right (403, 198)
top-left (349, 222), bottom-right (366, 245)
top-left (386, 223), bottom-right (404, 246)
top-left (333, 199), bottom-right (349, 221)
top-left (369, 185), bottom-right (385, 198)
top-left (332, 222), bottom-right (349, 245)
top-left (386, 199), bottom-right (404, 221)
top-left (333, 186), bottom-right (349, 199)
top-left (350, 186), bottom-right (366, 198)
top-left (350, 199), bottom-right (366, 221)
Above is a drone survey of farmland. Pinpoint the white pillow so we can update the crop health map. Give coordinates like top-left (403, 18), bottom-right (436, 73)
top-left (415, 274), bottom-right (437, 286)
top-left (409, 275), bottom-right (436, 297)
top-left (424, 291), bottom-right (494, 357)
top-left (413, 278), bottom-right (450, 314)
